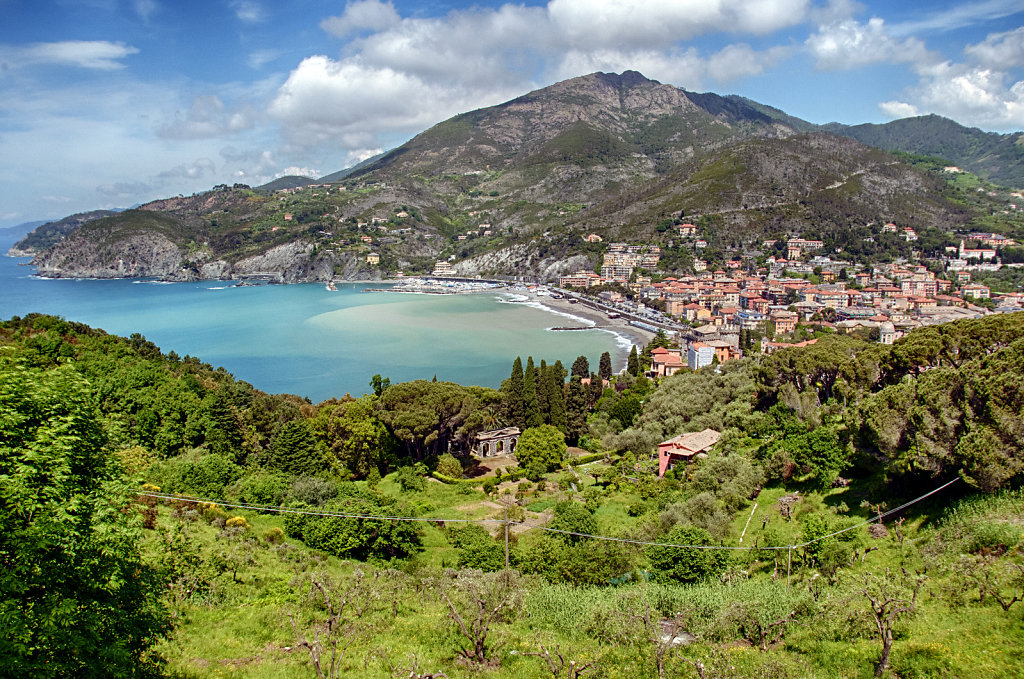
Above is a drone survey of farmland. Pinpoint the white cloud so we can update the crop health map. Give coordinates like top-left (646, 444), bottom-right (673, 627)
top-left (0, 41), bottom-right (138, 71)
top-left (157, 158), bottom-right (217, 181)
top-left (545, 0), bottom-right (809, 49)
top-left (321, 0), bottom-right (401, 38)
top-left (806, 17), bottom-right (935, 70)
top-left (134, 0), bottom-right (158, 21)
top-left (551, 48), bottom-right (706, 89)
top-left (157, 94), bottom-right (256, 139)
top-left (231, 0), bottom-right (266, 23)
top-left (887, 0), bottom-right (1024, 37)
top-left (897, 62), bottom-right (1024, 130)
top-left (706, 44), bottom-right (791, 83)
top-left (277, 166), bottom-right (318, 178)
top-left (248, 49), bottom-right (281, 70)
top-left (268, 55), bottom-right (521, 150)
top-left (879, 100), bottom-right (920, 118)
top-left (964, 27), bottom-right (1024, 69)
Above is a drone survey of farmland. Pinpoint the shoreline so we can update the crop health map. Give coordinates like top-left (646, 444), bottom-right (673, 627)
top-left (504, 291), bottom-right (656, 355)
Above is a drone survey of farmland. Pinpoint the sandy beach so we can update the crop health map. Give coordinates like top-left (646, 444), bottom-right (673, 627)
top-left (513, 291), bottom-right (657, 351)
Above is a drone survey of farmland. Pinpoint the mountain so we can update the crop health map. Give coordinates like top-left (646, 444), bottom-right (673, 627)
top-left (22, 71), bottom-right (1004, 281)
top-left (9, 210), bottom-right (120, 256)
top-left (823, 115), bottom-right (1024, 188)
top-left (0, 220), bottom-right (46, 249)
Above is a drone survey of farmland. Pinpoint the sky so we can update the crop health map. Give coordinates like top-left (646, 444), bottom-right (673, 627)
top-left (1, 0), bottom-right (1023, 229)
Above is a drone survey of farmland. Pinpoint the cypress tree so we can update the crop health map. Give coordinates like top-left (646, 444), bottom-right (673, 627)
top-left (523, 356), bottom-right (543, 428)
top-left (565, 375), bottom-right (588, 445)
top-left (546, 366), bottom-right (567, 433)
top-left (571, 355), bottom-right (590, 378)
top-left (599, 351), bottom-right (613, 380)
top-left (537, 359), bottom-right (549, 423)
top-left (506, 357), bottom-right (525, 427)
top-left (588, 372), bottom-right (604, 407)
top-left (627, 345), bottom-right (639, 376)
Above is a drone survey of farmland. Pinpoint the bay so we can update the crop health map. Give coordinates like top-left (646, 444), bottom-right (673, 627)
top-left (0, 255), bottom-right (624, 401)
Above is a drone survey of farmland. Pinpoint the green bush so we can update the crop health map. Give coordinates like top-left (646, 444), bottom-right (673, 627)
top-left (237, 472), bottom-right (289, 506)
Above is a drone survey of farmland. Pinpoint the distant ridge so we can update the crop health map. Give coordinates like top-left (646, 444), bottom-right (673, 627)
top-left (824, 114), bottom-right (1024, 187)
top-left (256, 175), bottom-right (317, 191)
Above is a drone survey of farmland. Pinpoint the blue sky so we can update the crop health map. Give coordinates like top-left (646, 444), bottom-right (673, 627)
top-left (1, 0), bottom-right (1023, 229)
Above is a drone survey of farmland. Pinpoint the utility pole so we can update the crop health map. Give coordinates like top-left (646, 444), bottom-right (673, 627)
top-left (787, 543), bottom-right (792, 594)
top-left (503, 504), bottom-right (510, 585)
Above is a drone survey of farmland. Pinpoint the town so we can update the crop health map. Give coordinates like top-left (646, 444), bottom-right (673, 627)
top-left (553, 225), bottom-right (1022, 372)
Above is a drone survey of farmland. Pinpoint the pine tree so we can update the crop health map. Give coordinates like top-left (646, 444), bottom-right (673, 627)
top-left (599, 351), bottom-right (613, 380)
top-left (565, 375), bottom-right (588, 445)
top-left (571, 355), bottom-right (590, 378)
top-left (505, 357), bottom-right (525, 426)
top-left (523, 356), bottom-right (543, 428)
top-left (627, 345), bottom-right (639, 376)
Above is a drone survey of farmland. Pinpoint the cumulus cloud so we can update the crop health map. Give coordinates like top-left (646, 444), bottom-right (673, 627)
top-left (879, 100), bottom-right (920, 119)
top-left (706, 44), bottom-right (791, 82)
top-left (895, 62), bottom-right (1024, 130)
top-left (964, 27), bottom-right (1024, 69)
top-left (806, 17), bottom-right (935, 70)
top-left (277, 166), bottom-right (318, 178)
top-left (268, 55), bottom-right (521, 150)
top-left (321, 0), bottom-right (401, 38)
top-left (0, 41), bottom-right (139, 71)
top-left (157, 94), bottom-right (256, 139)
top-left (545, 0), bottom-right (809, 49)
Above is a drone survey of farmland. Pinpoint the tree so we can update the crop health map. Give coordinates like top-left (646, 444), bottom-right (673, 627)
top-left (0, 360), bottom-right (170, 675)
top-left (546, 365), bottom-right (567, 432)
top-left (627, 346), bottom-right (640, 376)
top-left (310, 396), bottom-right (395, 479)
top-left (524, 357), bottom-right (543, 428)
top-left (516, 425), bottom-right (567, 473)
top-left (273, 419), bottom-right (323, 476)
top-left (599, 352), bottom-right (613, 380)
top-left (859, 569), bottom-right (926, 678)
top-left (438, 570), bottom-right (523, 665)
top-left (370, 374), bottom-right (391, 397)
top-left (505, 357), bottom-right (525, 427)
top-left (571, 355), bottom-right (590, 379)
top-left (646, 525), bottom-right (728, 584)
top-left (548, 501), bottom-right (598, 545)
top-left (565, 376), bottom-right (588, 445)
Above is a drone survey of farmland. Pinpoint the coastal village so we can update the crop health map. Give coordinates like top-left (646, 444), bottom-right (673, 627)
top-left (552, 226), bottom-right (1023, 373)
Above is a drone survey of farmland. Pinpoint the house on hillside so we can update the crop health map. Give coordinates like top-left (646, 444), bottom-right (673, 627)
top-left (650, 347), bottom-right (684, 377)
top-left (658, 428), bottom-right (721, 476)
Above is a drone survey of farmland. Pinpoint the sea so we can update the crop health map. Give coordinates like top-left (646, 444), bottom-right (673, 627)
top-left (0, 253), bottom-right (625, 402)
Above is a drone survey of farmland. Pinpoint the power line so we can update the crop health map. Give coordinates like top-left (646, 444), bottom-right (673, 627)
top-left (141, 475), bottom-right (960, 551)
top-left (139, 492), bottom-right (507, 524)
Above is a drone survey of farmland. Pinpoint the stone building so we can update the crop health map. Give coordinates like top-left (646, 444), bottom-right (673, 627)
top-left (473, 427), bottom-right (521, 458)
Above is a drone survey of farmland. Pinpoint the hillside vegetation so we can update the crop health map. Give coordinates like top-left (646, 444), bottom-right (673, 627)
top-left (2, 311), bottom-right (1023, 677)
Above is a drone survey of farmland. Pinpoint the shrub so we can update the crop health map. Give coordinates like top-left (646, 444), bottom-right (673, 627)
top-left (201, 503), bottom-right (229, 524)
top-left (263, 527), bottom-right (285, 544)
top-left (237, 472), bottom-right (289, 506)
top-left (287, 476), bottom-right (338, 506)
top-left (436, 453), bottom-right (463, 478)
top-left (225, 516), bottom-right (249, 529)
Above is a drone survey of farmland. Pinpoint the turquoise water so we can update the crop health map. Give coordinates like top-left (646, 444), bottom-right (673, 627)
top-left (0, 255), bottom-right (623, 401)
